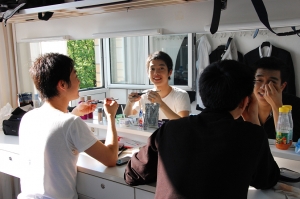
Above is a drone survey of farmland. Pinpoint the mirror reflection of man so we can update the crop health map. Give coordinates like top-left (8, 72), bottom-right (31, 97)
top-left (251, 57), bottom-right (300, 142)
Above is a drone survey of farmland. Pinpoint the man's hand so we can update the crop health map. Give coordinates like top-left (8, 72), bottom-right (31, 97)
top-left (242, 93), bottom-right (260, 125)
top-left (128, 92), bottom-right (141, 103)
top-left (263, 81), bottom-right (283, 109)
top-left (147, 90), bottom-right (163, 104)
top-left (103, 98), bottom-right (119, 117)
top-left (72, 100), bottom-right (97, 116)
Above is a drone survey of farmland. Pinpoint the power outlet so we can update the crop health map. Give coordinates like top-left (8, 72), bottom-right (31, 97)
top-left (91, 127), bottom-right (95, 132)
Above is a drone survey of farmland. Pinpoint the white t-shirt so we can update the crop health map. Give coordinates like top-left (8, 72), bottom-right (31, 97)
top-left (133, 87), bottom-right (191, 120)
top-left (18, 103), bottom-right (98, 199)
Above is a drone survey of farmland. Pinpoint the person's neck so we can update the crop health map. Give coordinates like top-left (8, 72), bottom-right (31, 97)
top-left (155, 85), bottom-right (172, 98)
top-left (258, 103), bottom-right (272, 124)
top-left (46, 96), bottom-right (69, 113)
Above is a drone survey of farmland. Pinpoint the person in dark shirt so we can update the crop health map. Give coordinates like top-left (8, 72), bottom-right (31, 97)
top-left (124, 60), bottom-right (279, 199)
top-left (251, 57), bottom-right (300, 142)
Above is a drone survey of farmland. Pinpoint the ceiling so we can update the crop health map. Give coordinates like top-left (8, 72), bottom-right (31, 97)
top-left (6, 0), bottom-right (209, 24)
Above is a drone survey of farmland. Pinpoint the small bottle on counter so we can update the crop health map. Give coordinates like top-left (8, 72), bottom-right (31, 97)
top-left (33, 93), bottom-right (40, 108)
top-left (78, 96), bottom-right (87, 120)
top-left (86, 95), bottom-right (93, 119)
top-left (276, 107), bottom-right (292, 150)
top-left (138, 109), bottom-right (144, 130)
top-left (282, 105), bottom-right (293, 144)
top-left (98, 107), bottom-right (103, 123)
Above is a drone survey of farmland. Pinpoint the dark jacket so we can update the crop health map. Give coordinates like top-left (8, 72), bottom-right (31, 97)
top-left (124, 109), bottom-right (279, 199)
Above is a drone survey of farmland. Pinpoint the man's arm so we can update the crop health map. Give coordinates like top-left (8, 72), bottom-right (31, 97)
top-left (148, 91), bottom-right (191, 120)
top-left (124, 129), bottom-right (159, 185)
top-left (124, 92), bottom-right (140, 117)
top-left (85, 99), bottom-right (119, 167)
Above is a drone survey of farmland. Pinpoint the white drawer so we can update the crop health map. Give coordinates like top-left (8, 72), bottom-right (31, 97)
top-left (135, 188), bottom-right (155, 199)
top-left (0, 150), bottom-right (20, 178)
top-left (77, 172), bottom-right (134, 199)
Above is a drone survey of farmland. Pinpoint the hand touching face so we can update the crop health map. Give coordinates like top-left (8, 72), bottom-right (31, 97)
top-left (253, 69), bottom-right (286, 107)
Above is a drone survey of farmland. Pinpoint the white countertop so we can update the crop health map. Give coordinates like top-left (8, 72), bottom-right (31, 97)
top-left (0, 130), bottom-right (297, 198)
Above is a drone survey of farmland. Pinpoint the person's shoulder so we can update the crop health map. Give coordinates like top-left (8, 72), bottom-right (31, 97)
top-left (171, 86), bottom-right (188, 94)
top-left (165, 115), bottom-right (195, 128)
top-left (235, 120), bottom-right (265, 138)
top-left (283, 93), bottom-right (300, 104)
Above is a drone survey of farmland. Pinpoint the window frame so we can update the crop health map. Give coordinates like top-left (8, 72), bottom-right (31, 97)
top-left (103, 33), bottom-right (194, 91)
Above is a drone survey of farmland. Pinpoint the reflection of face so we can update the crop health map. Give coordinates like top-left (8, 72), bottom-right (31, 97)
top-left (67, 68), bottom-right (80, 100)
top-left (253, 69), bottom-right (283, 104)
top-left (148, 59), bottom-right (172, 86)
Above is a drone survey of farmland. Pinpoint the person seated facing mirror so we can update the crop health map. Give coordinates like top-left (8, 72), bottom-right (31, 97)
top-left (18, 53), bottom-right (119, 199)
top-left (250, 57), bottom-right (300, 142)
top-left (124, 60), bottom-right (279, 199)
top-left (124, 51), bottom-right (191, 120)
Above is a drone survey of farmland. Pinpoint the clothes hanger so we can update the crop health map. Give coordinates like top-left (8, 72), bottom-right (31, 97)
top-left (261, 41), bottom-right (271, 48)
top-left (220, 37), bottom-right (233, 58)
top-left (225, 37), bottom-right (233, 50)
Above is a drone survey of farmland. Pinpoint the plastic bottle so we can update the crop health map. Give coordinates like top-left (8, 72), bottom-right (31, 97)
top-left (282, 105), bottom-right (293, 144)
top-left (86, 95), bottom-right (93, 119)
top-left (78, 96), bottom-right (87, 120)
top-left (138, 109), bottom-right (144, 130)
top-left (98, 107), bottom-right (103, 123)
top-left (276, 107), bottom-right (292, 150)
top-left (33, 93), bottom-right (40, 108)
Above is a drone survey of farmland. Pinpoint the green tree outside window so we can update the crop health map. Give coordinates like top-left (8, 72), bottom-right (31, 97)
top-left (67, 39), bottom-right (96, 89)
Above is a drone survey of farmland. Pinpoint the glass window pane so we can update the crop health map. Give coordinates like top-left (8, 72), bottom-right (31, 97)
top-left (109, 36), bottom-right (147, 85)
top-left (149, 34), bottom-right (188, 86)
top-left (17, 39), bottom-right (103, 95)
top-left (67, 39), bottom-right (98, 89)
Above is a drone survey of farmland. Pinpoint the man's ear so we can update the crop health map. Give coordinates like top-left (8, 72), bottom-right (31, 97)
top-left (57, 80), bottom-right (67, 91)
top-left (168, 69), bottom-right (173, 77)
top-left (280, 82), bottom-right (287, 91)
top-left (239, 96), bottom-right (249, 110)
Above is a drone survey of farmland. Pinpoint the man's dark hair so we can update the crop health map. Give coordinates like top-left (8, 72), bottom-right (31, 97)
top-left (29, 53), bottom-right (74, 99)
top-left (146, 51), bottom-right (173, 80)
top-left (251, 57), bottom-right (288, 84)
top-left (199, 60), bottom-right (254, 111)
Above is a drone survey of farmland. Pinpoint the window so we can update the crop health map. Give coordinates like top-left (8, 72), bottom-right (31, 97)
top-left (109, 36), bottom-right (148, 85)
top-left (16, 39), bottom-right (103, 95)
top-left (104, 33), bottom-right (193, 90)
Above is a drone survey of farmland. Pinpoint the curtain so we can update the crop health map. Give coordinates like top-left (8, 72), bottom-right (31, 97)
top-left (0, 23), bottom-right (18, 109)
top-left (125, 37), bottom-right (147, 84)
top-left (0, 23), bottom-right (21, 199)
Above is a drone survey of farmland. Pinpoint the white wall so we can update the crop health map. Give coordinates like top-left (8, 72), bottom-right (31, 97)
top-left (14, 0), bottom-right (300, 41)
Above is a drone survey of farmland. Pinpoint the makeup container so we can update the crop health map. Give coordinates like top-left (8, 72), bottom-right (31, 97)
top-left (79, 96), bottom-right (87, 120)
top-left (98, 107), bottom-right (103, 123)
top-left (86, 95), bottom-right (93, 119)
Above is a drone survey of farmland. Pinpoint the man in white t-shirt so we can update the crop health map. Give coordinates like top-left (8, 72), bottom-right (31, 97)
top-left (18, 53), bottom-right (119, 199)
top-left (124, 51), bottom-right (191, 120)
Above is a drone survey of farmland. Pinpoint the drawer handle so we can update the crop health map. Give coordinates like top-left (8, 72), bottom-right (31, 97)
top-left (101, 184), bottom-right (105, 189)
top-left (9, 157), bottom-right (12, 161)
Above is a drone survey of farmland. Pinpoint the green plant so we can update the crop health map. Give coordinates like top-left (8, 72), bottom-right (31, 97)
top-left (67, 39), bottom-right (96, 89)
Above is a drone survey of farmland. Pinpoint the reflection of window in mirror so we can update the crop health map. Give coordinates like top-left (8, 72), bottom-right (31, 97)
top-left (17, 39), bottom-right (103, 95)
top-left (106, 33), bottom-right (191, 89)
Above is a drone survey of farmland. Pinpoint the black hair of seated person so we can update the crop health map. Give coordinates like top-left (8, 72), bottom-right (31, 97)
top-left (250, 56), bottom-right (288, 84)
top-left (146, 51), bottom-right (173, 80)
top-left (199, 60), bottom-right (254, 111)
top-left (30, 53), bottom-right (74, 100)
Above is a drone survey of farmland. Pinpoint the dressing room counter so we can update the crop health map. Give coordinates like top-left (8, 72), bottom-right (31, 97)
top-left (0, 131), bottom-right (298, 199)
